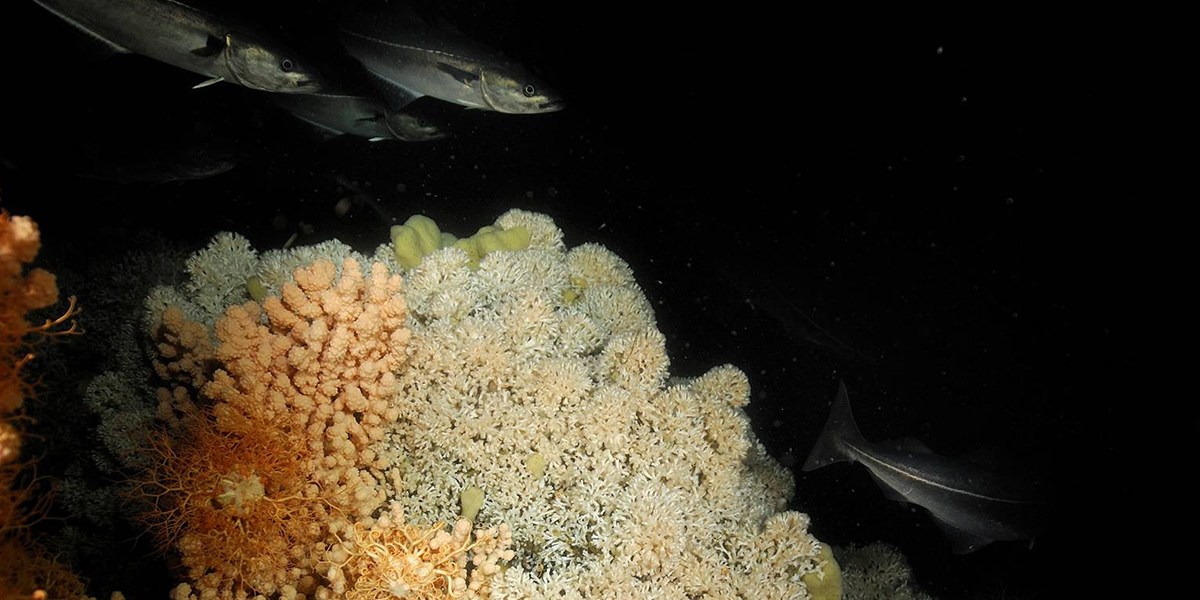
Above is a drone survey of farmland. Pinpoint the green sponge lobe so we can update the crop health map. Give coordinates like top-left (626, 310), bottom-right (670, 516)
top-left (391, 215), bottom-right (443, 269)
top-left (460, 486), bottom-right (485, 522)
top-left (391, 216), bottom-right (531, 270)
top-left (802, 543), bottom-right (843, 600)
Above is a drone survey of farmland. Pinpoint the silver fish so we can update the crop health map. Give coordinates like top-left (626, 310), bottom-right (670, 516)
top-left (31, 0), bottom-right (324, 93)
top-left (338, 8), bottom-right (563, 114)
top-left (271, 89), bottom-right (448, 142)
top-left (76, 139), bottom-right (237, 184)
top-left (803, 381), bottom-right (1048, 553)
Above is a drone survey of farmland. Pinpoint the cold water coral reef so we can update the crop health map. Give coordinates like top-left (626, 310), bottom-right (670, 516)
top-left (80, 210), bottom-right (836, 600)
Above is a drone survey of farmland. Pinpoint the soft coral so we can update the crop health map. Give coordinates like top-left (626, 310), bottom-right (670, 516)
top-left (1, 208), bottom-right (86, 600)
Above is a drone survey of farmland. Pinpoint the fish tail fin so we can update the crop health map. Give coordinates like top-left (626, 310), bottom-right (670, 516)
top-left (802, 380), bottom-right (865, 471)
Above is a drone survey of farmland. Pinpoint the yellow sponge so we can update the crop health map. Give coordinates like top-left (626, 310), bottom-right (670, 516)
top-left (453, 225), bottom-right (531, 268)
top-left (802, 543), bottom-right (843, 600)
top-left (391, 215), bottom-right (530, 270)
top-left (460, 486), bottom-right (484, 522)
top-left (390, 215), bottom-right (444, 269)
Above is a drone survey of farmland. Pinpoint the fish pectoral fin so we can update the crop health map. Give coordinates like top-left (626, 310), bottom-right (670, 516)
top-left (436, 62), bottom-right (480, 86)
top-left (355, 115), bottom-right (386, 124)
top-left (191, 35), bottom-right (226, 58)
top-left (367, 137), bottom-right (388, 142)
top-left (193, 76), bottom-right (225, 89)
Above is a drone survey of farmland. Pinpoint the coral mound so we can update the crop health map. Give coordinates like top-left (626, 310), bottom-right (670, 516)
top-left (116, 210), bottom-right (831, 599)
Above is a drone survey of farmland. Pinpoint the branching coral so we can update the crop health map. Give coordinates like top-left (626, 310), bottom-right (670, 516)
top-left (1, 210), bottom-right (79, 414)
top-left (1, 208), bottom-right (89, 600)
top-left (204, 258), bottom-right (410, 516)
top-left (135, 257), bottom-right (414, 599)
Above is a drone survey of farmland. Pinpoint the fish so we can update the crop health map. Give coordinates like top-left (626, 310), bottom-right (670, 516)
top-left (803, 381), bottom-right (1048, 553)
top-left (30, 0), bottom-right (324, 93)
top-left (74, 135), bottom-right (238, 184)
top-left (270, 88), bottom-right (449, 142)
top-left (338, 6), bottom-right (563, 113)
top-left (710, 258), bottom-right (881, 364)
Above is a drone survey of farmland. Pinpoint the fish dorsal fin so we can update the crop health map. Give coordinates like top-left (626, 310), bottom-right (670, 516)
top-left (437, 62), bottom-right (480, 86)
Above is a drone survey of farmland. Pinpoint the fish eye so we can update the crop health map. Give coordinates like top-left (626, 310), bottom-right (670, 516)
top-left (280, 59), bottom-right (294, 72)
top-left (522, 84), bottom-right (536, 97)
top-left (417, 118), bottom-right (429, 127)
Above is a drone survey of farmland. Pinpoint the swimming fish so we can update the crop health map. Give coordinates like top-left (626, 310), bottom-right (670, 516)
top-left (271, 88), bottom-right (449, 142)
top-left (75, 138), bottom-right (237, 184)
top-left (803, 381), bottom-right (1048, 553)
top-left (31, 0), bottom-right (324, 93)
top-left (338, 6), bottom-right (563, 113)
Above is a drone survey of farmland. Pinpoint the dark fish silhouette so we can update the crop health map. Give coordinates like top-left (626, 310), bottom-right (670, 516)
top-left (711, 257), bottom-right (880, 364)
top-left (75, 137), bottom-right (237, 184)
top-left (31, 0), bottom-right (324, 93)
top-left (803, 381), bottom-right (1048, 553)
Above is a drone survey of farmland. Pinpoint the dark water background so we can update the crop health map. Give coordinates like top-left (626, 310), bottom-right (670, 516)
top-left (1, 1), bottom-right (1117, 598)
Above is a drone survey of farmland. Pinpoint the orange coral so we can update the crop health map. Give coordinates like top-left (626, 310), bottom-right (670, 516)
top-left (203, 258), bottom-right (410, 517)
top-left (137, 257), bottom-right (413, 599)
top-left (1, 208), bottom-right (86, 600)
top-left (150, 305), bottom-right (215, 430)
top-left (2, 210), bottom-right (79, 414)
